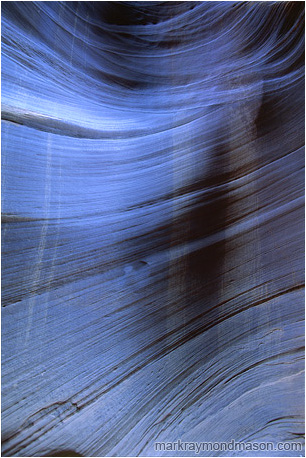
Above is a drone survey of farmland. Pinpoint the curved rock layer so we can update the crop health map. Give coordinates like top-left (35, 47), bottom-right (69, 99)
top-left (1, 2), bottom-right (305, 456)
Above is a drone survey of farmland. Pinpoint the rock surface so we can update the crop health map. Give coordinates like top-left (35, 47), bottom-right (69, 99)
top-left (1, 2), bottom-right (304, 456)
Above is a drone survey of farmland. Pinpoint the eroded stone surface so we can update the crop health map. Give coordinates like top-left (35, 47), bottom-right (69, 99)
top-left (1, 2), bottom-right (304, 456)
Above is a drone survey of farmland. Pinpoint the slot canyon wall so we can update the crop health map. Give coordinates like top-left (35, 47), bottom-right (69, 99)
top-left (1, 2), bottom-right (305, 456)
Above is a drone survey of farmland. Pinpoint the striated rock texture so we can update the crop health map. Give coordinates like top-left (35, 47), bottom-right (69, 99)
top-left (1, 2), bottom-right (305, 457)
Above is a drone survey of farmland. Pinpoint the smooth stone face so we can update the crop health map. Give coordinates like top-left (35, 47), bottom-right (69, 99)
top-left (1, 2), bottom-right (304, 457)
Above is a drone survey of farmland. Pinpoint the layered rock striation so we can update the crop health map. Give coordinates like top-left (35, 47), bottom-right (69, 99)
top-left (2, 2), bottom-right (305, 456)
